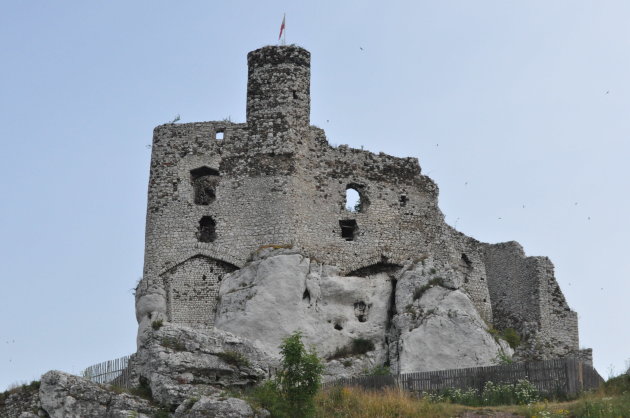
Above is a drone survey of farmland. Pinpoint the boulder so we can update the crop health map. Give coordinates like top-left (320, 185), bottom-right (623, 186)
top-left (133, 323), bottom-right (274, 407)
top-left (39, 370), bottom-right (157, 418)
top-left (174, 395), bottom-right (262, 417)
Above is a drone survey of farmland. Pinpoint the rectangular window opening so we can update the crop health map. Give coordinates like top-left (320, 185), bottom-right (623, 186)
top-left (215, 130), bottom-right (225, 140)
top-left (339, 220), bottom-right (358, 241)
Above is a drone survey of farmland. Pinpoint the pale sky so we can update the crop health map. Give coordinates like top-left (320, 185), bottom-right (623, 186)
top-left (1, 1), bottom-right (629, 390)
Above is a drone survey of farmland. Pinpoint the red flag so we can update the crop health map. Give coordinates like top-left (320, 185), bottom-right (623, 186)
top-left (278, 14), bottom-right (285, 40)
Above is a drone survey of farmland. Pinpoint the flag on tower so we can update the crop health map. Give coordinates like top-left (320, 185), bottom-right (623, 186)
top-left (278, 14), bottom-right (286, 41)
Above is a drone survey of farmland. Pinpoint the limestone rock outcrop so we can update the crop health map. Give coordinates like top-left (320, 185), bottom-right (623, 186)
top-left (213, 249), bottom-right (511, 377)
top-left (133, 323), bottom-right (274, 407)
top-left (39, 371), bottom-right (157, 418)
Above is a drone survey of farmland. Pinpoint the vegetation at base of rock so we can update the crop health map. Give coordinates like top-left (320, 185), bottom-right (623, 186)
top-left (365, 365), bottom-right (391, 376)
top-left (315, 386), bottom-right (463, 417)
top-left (487, 326), bottom-right (521, 349)
top-left (501, 327), bottom-right (521, 349)
top-left (128, 376), bottom-right (154, 401)
top-left (327, 338), bottom-right (375, 360)
top-left (160, 336), bottom-right (186, 351)
top-left (151, 319), bottom-right (163, 330)
top-left (251, 331), bottom-right (324, 417)
top-left (314, 372), bottom-right (630, 417)
top-left (216, 350), bottom-right (250, 368)
top-left (0, 380), bottom-right (40, 404)
top-left (412, 277), bottom-right (444, 301)
top-left (425, 379), bottom-right (539, 406)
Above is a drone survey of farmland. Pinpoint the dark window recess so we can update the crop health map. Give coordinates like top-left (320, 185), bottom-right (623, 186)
top-left (461, 253), bottom-right (472, 268)
top-left (399, 195), bottom-right (408, 206)
top-left (292, 90), bottom-right (298, 99)
top-left (354, 301), bottom-right (368, 322)
top-left (339, 220), bottom-right (358, 241)
top-left (191, 167), bottom-right (220, 205)
top-left (197, 216), bottom-right (217, 243)
top-left (302, 289), bottom-right (311, 303)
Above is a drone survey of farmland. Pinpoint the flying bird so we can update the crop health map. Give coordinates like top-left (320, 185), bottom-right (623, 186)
top-left (605, 90), bottom-right (610, 94)
top-left (359, 47), bottom-right (364, 51)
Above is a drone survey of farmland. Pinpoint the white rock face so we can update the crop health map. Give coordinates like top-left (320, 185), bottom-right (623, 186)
top-left (214, 250), bottom-right (393, 376)
top-left (396, 287), bottom-right (511, 373)
top-left (215, 250), bottom-right (511, 376)
top-left (390, 257), bottom-right (512, 373)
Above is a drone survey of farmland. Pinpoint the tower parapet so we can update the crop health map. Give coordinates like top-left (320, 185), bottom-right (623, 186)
top-left (246, 45), bottom-right (310, 140)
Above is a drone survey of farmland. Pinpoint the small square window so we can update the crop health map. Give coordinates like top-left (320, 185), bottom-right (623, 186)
top-left (215, 130), bottom-right (224, 140)
top-left (339, 220), bottom-right (358, 241)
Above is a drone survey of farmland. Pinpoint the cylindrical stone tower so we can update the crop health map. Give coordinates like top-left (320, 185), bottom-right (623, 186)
top-left (246, 45), bottom-right (310, 138)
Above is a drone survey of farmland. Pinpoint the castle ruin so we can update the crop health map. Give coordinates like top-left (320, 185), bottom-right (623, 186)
top-left (136, 45), bottom-right (590, 368)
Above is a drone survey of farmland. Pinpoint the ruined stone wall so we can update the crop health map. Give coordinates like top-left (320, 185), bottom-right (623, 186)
top-left (481, 242), bottom-right (579, 359)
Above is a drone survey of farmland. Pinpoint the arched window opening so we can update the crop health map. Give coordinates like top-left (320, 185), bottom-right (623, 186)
top-left (190, 167), bottom-right (219, 205)
top-left (345, 184), bottom-right (368, 212)
top-left (197, 216), bottom-right (216, 243)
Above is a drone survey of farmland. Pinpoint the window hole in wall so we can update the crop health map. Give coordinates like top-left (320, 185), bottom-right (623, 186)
top-left (292, 90), bottom-right (298, 99)
top-left (197, 216), bottom-right (217, 243)
top-left (302, 289), bottom-right (311, 303)
top-left (400, 195), bottom-right (408, 207)
top-left (461, 253), bottom-right (472, 268)
top-left (339, 220), bottom-right (358, 241)
top-left (334, 323), bottom-right (343, 331)
top-left (215, 130), bottom-right (224, 140)
top-left (191, 167), bottom-right (220, 205)
top-left (202, 275), bottom-right (207, 281)
top-left (345, 184), bottom-right (368, 212)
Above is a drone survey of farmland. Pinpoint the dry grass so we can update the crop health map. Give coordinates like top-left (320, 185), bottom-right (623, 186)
top-left (315, 386), bottom-right (466, 417)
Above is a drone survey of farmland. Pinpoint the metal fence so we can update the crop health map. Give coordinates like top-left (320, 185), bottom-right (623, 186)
top-left (325, 358), bottom-right (604, 397)
top-left (81, 355), bottom-right (132, 388)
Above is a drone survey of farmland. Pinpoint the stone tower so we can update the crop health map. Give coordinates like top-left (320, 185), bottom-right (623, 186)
top-left (135, 45), bottom-right (589, 366)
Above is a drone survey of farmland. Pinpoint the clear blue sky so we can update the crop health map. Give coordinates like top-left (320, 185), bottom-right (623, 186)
top-left (1, 1), bottom-right (628, 390)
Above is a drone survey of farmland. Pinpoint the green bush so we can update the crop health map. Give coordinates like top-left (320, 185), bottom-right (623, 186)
top-left (252, 331), bottom-right (324, 417)
top-left (366, 365), bottom-right (391, 376)
top-left (160, 336), bottom-right (186, 351)
top-left (501, 328), bottom-right (521, 349)
top-left (216, 351), bottom-right (250, 368)
top-left (151, 319), bottom-right (163, 330)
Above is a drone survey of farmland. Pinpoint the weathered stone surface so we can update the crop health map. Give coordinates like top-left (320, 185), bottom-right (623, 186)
top-left (388, 257), bottom-right (512, 373)
top-left (214, 251), bottom-right (393, 378)
top-left (134, 323), bottom-right (274, 407)
top-left (0, 383), bottom-right (43, 418)
top-left (174, 395), bottom-right (260, 417)
top-left (39, 370), bottom-right (157, 418)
